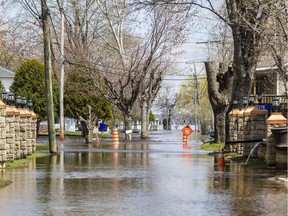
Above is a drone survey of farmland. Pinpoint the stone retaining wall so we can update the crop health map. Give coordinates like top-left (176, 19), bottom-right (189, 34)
top-left (0, 100), bottom-right (37, 167)
top-left (228, 107), bottom-right (268, 157)
top-left (228, 106), bottom-right (287, 168)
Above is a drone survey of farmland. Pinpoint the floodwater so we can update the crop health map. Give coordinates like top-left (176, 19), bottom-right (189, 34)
top-left (0, 130), bottom-right (287, 216)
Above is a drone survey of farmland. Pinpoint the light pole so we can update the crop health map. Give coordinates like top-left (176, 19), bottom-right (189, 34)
top-left (59, 0), bottom-right (65, 142)
top-left (182, 86), bottom-right (198, 133)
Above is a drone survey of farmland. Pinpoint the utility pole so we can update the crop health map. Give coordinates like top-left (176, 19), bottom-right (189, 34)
top-left (41, 0), bottom-right (57, 154)
top-left (193, 63), bottom-right (199, 135)
top-left (59, 0), bottom-right (65, 142)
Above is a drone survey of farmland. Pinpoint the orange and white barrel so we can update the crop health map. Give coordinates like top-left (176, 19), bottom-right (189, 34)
top-left (217, 148), bottom-right (225, 166)
top-left (112, 128), bottom-right (119, 144)
top-left (182, 135), bottom-right (188, 144)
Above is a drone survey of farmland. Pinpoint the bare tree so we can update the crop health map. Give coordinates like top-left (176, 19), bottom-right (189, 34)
top-left (139, 4), bottom-right (189, 139)
top-left (261, 2), bottom-right (287, 94)
top-left (62, 1), bottom-right (190, 139)
top-left (0, 2), bottom-right (43, 69)
top-left (155, 86), bottom-right (181, 130)
top-left (142, 0), bottom-right (273, 142)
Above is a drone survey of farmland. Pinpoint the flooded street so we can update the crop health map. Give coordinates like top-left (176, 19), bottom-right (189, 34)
top-left (0, 130), bottom-right (287, 216)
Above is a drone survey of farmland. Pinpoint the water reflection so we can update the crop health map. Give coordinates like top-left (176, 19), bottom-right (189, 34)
top-left (0, 131), bottom-right (287, 216)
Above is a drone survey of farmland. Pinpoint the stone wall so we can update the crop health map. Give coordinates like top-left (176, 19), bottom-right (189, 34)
top-left (0, 100), bottom-right (37, 167)
top-left (228, 107), bottom-right (268, 156)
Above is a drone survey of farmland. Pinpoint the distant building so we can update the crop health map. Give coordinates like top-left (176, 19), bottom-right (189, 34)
top-left (0, 67), bottom-right (15, 90)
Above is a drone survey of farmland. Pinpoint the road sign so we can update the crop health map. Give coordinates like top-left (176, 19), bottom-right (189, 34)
top-left (182, 125), bottom-right (193, 137)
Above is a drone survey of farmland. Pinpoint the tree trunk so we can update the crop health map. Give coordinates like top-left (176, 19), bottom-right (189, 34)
top-left (205, 61), bottom-right (233, 143)
top-left (80, 105), bottom-right (97, 144)
top-left (85, 124), bottom-right (94, 144)
top-left (141, 100), bottom-right (148, 139)
top-left (123, 111), bottom-right (132, 140)
top-left (145, 106), bottom-right (151, 138)
top-left (41, 0), bottom-right (57, 154)
top-left (168, 107), bottom-right (172, 130)
top-left (214, 108), bottom-right (227, 143)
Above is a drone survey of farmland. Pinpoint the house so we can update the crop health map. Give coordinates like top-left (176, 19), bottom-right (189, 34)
top-left (254, 55), bottom-right (287, 102)
top-left (0, 67), bottom-right (15, 90)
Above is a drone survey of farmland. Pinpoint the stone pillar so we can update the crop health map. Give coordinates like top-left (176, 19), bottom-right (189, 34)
top-left (19, 108), bottom-right (28, 158)
top-left (0, 100), bottom-right (6, 168)
top-left (228, 108), bottom-right (240, 153)
top-left (242, 107), bottom-right (255, 156)
top-left (11, 107), bottom-right (20, 159)
top-left (24, 109), bottom-right (32, 155)
top-left (236, 108), bottom-right (245, 155)
top-left (31, 111), bottom-right (37, 153)
top-left (5, 106), bottom-right (15, 161)
top-left (250, 107), bottom-right (268, 159)
top-left (265, 113), bottom-right (288, 167)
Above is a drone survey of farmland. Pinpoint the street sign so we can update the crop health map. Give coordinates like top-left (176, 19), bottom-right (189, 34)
top-left (182, 125), bottom-right (193, 137)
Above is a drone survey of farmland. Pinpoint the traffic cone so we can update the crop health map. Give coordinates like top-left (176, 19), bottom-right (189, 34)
top-left (112, 128), bottom-right (119, 144)
top-left (182, 135), bottom-right (188, 144)
top-left (217, 148), bottom-right (225, 166)
top-left (95, 133), bottom-right (100, 144)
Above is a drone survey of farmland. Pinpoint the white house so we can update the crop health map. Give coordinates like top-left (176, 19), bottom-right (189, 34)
top-left (0, 67), bottom-right (15, 91)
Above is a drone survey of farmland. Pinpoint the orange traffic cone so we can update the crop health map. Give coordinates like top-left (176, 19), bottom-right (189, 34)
top-left (182, 135), bottom-right (188, 144)
top-left (217, 148), bottom-right (225, 166)
top-left (95, 133), bottom-right (100, 144)
top-left (112, 128), bottom-right (119, 144)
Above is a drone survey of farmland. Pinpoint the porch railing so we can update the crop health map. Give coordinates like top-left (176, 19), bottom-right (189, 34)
top-left (260, 94), bottom-right (287, 104)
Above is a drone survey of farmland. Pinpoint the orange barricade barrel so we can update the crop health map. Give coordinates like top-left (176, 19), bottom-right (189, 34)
top-left (217, 148), bottom-right (225, 166)
top-left (112, 128), bottom-right (119, 144)
top-left (182, 135), bottom-right (188, 144)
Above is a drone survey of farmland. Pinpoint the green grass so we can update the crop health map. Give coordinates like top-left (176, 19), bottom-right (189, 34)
top-left (40, 131), bottom-right (113, 138)
top-left (36, 144), bottom-right (49, 151)
top-left (5, 152), bottom-right (49, 169)
top-left (200, 142), bottom-right (225, 151)
top-left (0, 179), bottom-right (12, 189)
top-left (230, 156), bottom-right (267, 169)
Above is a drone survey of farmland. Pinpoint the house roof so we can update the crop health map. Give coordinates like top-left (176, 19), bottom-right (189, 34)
top-left (256, 51), bottom-right (288, 71)
top-left (0, 67), bottom-right (15, 78)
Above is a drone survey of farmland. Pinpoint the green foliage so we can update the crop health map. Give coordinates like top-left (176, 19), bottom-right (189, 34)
top-left (0, 80), bottom-right (4, 98)
top-left (64, 65), bottom-right (112, 121)
top-left (149, 111), bottom-right (156, 122)
top-left (9, 59), bottom-right (59, 119)
top-left (179, 77), bottom-right (213, 133)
